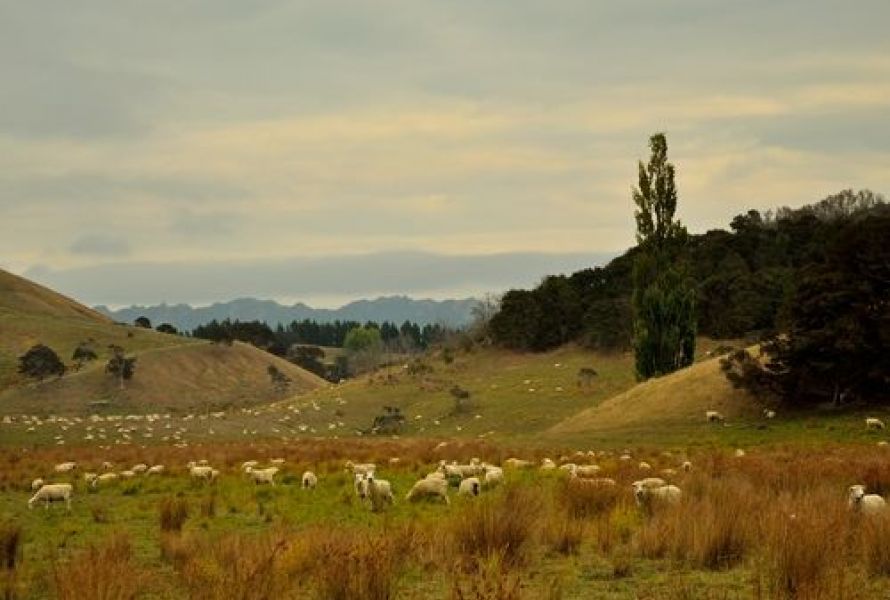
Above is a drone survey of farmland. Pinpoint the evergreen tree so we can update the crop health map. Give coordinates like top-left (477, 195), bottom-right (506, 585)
top-left (18, 344), bottom-right (66, 379)
top-left (631, 133), bottom-right (696, 379)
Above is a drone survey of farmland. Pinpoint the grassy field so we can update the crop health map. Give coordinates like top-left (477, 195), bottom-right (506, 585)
top-left (4, 439), bottom-right (890, 599)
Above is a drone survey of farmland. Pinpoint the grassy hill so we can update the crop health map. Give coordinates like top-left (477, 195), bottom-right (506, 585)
top-left (0, 269), bottom-right (324, 416)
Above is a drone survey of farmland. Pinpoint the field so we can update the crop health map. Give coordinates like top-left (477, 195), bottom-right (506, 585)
top-left (4, 439), bottom-right (890, 599)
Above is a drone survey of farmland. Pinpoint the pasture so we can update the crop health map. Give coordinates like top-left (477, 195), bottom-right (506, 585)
top-left (4, 439), bottom-right (890, 599)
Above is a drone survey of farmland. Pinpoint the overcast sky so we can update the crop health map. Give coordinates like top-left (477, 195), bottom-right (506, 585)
top-left (2, 1), bottom-right (889, 307)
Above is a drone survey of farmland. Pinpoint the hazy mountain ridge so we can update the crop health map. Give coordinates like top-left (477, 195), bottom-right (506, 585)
top-left (95, 296), bottom-right (480, 331)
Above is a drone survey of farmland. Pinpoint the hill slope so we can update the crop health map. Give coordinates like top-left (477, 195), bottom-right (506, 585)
top-left (0, 269), bottom-right (324, 412)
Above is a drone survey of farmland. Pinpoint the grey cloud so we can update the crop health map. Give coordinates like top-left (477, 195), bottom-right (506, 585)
top-left (69, 234), bottom-right (131, 257)
top-left (24, 251), bottom-right (613, 306)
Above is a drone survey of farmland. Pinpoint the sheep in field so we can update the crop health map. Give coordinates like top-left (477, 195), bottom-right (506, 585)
top-left (458, 477), bottom-right (481, 497)
top-left (706, 411), bottom-right (725, 424)
top-left (359, 474), bottom-right (394, 511)
top-left (54, 462), bottom-right (77, 474)
top-left (633, 482), bottom-right (682, 508)
top-left (29, 483), bottom-right (73, 510)
top-left (245, 466), bottom-right (278, 486)
top-left (405, 476), bottom-right (450, 505)
top-left (302, 471), bottom-right (318, 490)
top-left (849, 485), bottom-right (887, 515)
top-left (866, 418), bottom-right (885, 430)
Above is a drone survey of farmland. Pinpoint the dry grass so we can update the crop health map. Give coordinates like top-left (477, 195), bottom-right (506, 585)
top-left (159, 495), bottom-right (189, 532)
top-left (51, 533), bottom-right (149, 600)
top-left (0, 522), bottom-right (21, 571)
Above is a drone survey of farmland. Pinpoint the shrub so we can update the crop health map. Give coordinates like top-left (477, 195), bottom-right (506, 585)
top-left (450, 554), bottom-right (521, 600)
top-left (159, 496), bottom-right (189, 533)
top-left (52, 533), bottom-right (148, 600)
top-left (17, 344), bottom-right (65, 379)
top-left (559, 478), bottom-right (620, 518)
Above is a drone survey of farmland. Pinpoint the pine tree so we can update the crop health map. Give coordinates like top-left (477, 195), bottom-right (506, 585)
top-left (631, 133), bottom-right (696, 380)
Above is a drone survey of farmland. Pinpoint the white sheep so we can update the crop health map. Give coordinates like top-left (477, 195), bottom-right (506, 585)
top-left (270, 458), bottom-right (286, 466)
top-left (638, 461), bottom-right (652, 471)
top-left (483, 465), bottom-right (504, 487)
top-left (302, 471), bottom-right (318, 490)
top-left (681, 461), bottom-right (693, 472)
top-left (458, 477), bottom-right (481, 497)
top-left (187, 462), bottom-right (218, 483)
top-left (54, 461), bottom-right (77, 473)
top-left (503, 458), bottom-right (533, 469)
top-left (763, 409), bottom-right (776, 419)
top-left (360, 474), bottom-right (394, 511)
top-left (120, 470), bottom-right (136, 479)
top-left (102, 461), bottom-right (114, 471)
top-left (633, 477), bottom-right (667, 489)
top-left (734, 449), bottom-right (746, 458)
top-left (848, 485), bottom-right (887, 515)
top-left (706, 411), bottom-right (725, 424)
top-left (131, 463), bottom-right (148, 474)
top-left (633, 482), bottom-right (682, 508)
top-left (241, 460), bottom-right (259, 472)
top-left (570, 465), bottom-right (602, 478)
top-left (92, 472), bottom-right (119, 487)
top-left (31, 477), bottom-right (45, 491)
top-left (345, 460), bottom-right (376, 476)
top-left (245, 466), bottom-right (279, 486)
top-left (83, 472), bottom-right (98, 486)
top-left (147, 465), bottom-right (165, 475)
top-left (425, 470), bottom-right (446, 482)
top-left (29, 483), bottom-right (73, 510)
top-left (866, 418), bottom-right (886, 430)
top-left (540, 458), bottom-right (557, 471)
top-left (405, 476), bottom-right (450, 505)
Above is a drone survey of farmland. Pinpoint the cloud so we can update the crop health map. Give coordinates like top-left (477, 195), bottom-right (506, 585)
top-left (69, 234), bottom-right (131, 257)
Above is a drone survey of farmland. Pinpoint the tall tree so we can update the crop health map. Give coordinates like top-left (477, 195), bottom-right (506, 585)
top-left (631, 133), bottom-right (696, 380)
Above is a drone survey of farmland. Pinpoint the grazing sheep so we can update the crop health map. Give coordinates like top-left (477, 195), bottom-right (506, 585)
top-left (187, 462), bottom-right (217, 483)
top-left (270, 458), bottom-right (285, 466)
top-left (660, 468), bottom-right (677, 478)
top-left (241, 460), bottom-right (259, 472)
top-left (763, 409), bottom-right (776, 419)
top-left (734, 449), bottom-right (746, 458)
top-left (458, 477), bottom-right (481, 497)
top-left (706, 411), bottom-right (725, 424)
top-left (570, 465), bottom-right (602, 478)
top-left (245, 466), bottom-right (279, 486)
top-left (31, 478), bottom-right (45, 491)
top-left (633, 482), bottom-right (682, 508)
top-left (131, 464), bottom-right (148, 474)
top-left (681, 461), bottom-right (692, 472)
top-left (360, 474), bottom-right (394, 511)
top-left (638, 461), bottom-right (652, 471)
top-left (101, 461), bottom-right (114, 471)
top-left (633, 477), bottom-right (667, 489)
top-left (849, 485), bottom-right (887, 515)
top-left (569, 477), bottom-right (616, 489)
top-left (540, 458), bottom-right (557, 471)
top-left (29, 483), bottom-right (73, 510)
top-left (483, 465), bottom-right (504, 487)
top-left (120, 470), bottom-right (136, 479)
top-left (405, 476), bottom-right (450, 505)
top-left (54, 462), bottom-right (77, 473)
top-left (147, 465), bottom-right (165, 475)
top-left (866, 418), bottom-right (886, 430)
top-left (440, 463), bottom-right (483, 478)
top-left (503, 458), bottom-right (533, 469)
top-left (302, 471), bottom-right (318, 489)
top-left (83, 472), bottom-right (98, 486)
top-left (345, 461), bottom-right (376, 476)
top-left (92, 472), bottom-right (119, 487)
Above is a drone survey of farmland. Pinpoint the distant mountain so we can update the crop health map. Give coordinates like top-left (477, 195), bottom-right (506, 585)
top-left (95, 296), bottom-right (480, 331)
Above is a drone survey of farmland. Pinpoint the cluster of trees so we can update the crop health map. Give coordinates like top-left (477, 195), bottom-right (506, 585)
top-left (491, 188), bottom-right (887, 357)
top-left (17, 341), bottom-right (137, 389)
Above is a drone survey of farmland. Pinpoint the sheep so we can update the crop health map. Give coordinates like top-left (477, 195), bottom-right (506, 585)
top-left (302, 471), bottom-right (318, 489)
top-left (425, 470), bottom-right (446, 482)
top-left (483, 465), bottom-right (504, 487)
top-left (120, 470), bottom-right (136, 479)
top-left (29, 483), bottom-right (73, 510)
top-left (92, 472), bottom-right (119, 487)
top-left (706, 411), bottom-right (725, 424)
top-left (360, 474), bottom-right (394, 511)
top-left (54, 461), bottom-right (77, 473)
top-left (681, 461), bottom-right (693, 472)
top-left (241, 460), bottom-right (259, 472)
top-left (245, 466), bottom-right (279, 486)
top-left (131, 464), bottom-right (148, 474)
top-left (763, 409), bottom-right (776, 419)
top-left (568, 477), bottom-right (616, 489)
top-left (102, 461), bottom-right (114, 471)
top-left (734, 449), bottom-right (746, 458)
top-left (570, 465), bottom-right (602, 478)
top-left (187, 462), bottom-right (218, 483)
top-left (31, 478), bottom-right (45, 491)
top-left (270, 458), bottom-right (286, 466)
top-left (633, 482), bottom-right (682, 508)
top-left (147, 465), bottom-right (165, 475)
top-left (633, 477), bottom-right (667, 489)
top-left (503, 458), bottom-right (533, 469)
top-left (458, 477), bottom-right (482, 497)
top-left (83, 472), bottom-right (98, 486)
top-left (866, 418), bottom-right (886, 430)
top-left (540, 458), bottom-right (557, 471)
top-left (848, 485), bottom-right (887, 515)
top-left (638, 461), bottom-right (652, 471)
top-left (440, 463), bottom-right (483, 478)
top-left (345, 460), bottom-right (376, 476)
top-left (405, 476), bottom-right (450, 505)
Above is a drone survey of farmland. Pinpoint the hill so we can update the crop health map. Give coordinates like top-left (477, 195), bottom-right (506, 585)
top-left (95, 295), bottom-right (479, 331)
top-left (0, 269), bottom-right (324, 413)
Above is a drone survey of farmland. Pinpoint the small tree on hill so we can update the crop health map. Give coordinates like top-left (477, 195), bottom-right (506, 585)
top-left (18, 344), bottom-right (65, 379)
top-left (267, 364), bottom-right (291, 394)
top-left (72, 341), bottom-right (98, 370)
top-left (134, 316), bottom-right (152, 329)
top-left (156, 323), bottom-right (178, 335)
top-left (631, 133), bottom-right (696, 380)
top-left (106, 345), bottom-right (136, 390)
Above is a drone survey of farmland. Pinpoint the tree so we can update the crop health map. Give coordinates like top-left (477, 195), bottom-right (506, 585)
top-left (72, 341), bottom-right (98, 369)
top-left (134, 316), bottom-right (152, 329)
top-left (267, 364), bottom-right (291, 395)
top-left (631, 133), bottom-right (696, 380)
top-left (156, 323), bottom-right (178, 335)
top-left (343, 326), bottom-right (384, 375)
top-left (105, 345), bottom-right (136, 389)
top-left (287, 345), bottom-right (327, 379)
top-left (18, 344), bottom-right (65, 379)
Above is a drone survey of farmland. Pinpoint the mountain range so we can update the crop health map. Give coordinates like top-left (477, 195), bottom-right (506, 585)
top-left (95, 296), bottom-right (480, 331)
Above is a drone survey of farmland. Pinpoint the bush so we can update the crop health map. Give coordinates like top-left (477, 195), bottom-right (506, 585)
top-left (17, 344), bottom-right (65, 379)
top-left (52, 533), bottom-right (148, 600)
top-left (159, 496), bottom-right (189, 533)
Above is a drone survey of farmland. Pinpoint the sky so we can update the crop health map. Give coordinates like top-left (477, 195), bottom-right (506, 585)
top-left (2, 1), bottom-right (889, 307)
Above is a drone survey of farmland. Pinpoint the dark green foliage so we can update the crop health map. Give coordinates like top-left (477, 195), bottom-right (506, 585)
top-left (371, 406), bottom-right (405, 434)
top-left (18, 344), bottom-right (65, 379)
top-left (267, 364), bottom-right (291, 394)
top-left (72, 341), bottom-right (98, 369)
top-left (134, 316), bottom-right (152, 329)
top-left (722, 206), bottom-right (890, 405)
top-left (631, 133), bottom-right (696, 380)
top-left (156, 323), bottom-right (178, 335)
top-left (287, 345), bottom-right (327, 378)
top-left (106, 345), bottom-right (136, 389)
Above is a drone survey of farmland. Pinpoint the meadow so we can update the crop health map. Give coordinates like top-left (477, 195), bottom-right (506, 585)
top-left (4, 438), bottom-right (890, 599)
